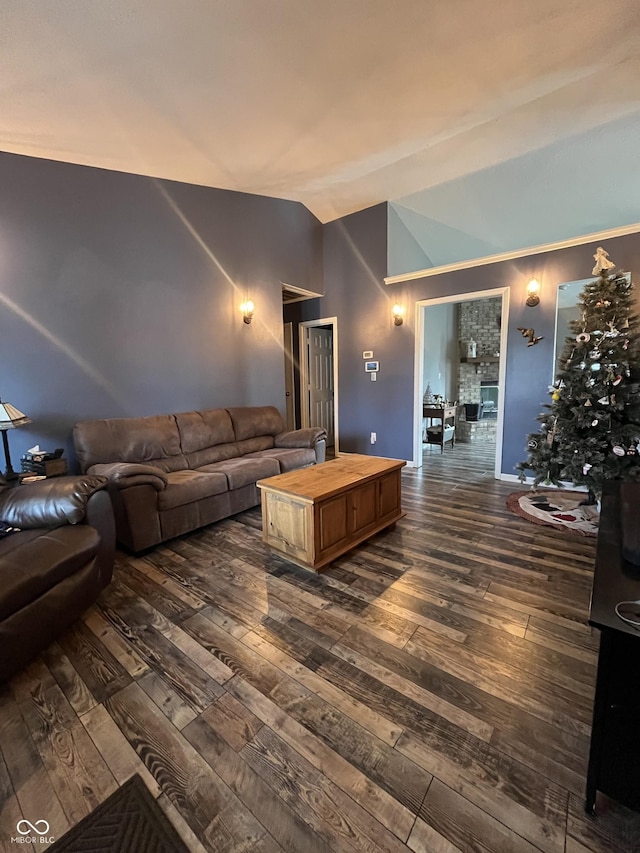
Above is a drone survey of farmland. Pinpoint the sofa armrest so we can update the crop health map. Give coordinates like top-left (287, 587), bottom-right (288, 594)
top-left (276, 428), bottom-right (327, 463)
top-left (275, 427), bottom-right (327, 449)
top-left (87, 462), bottom-right (168, 491)
top-left (0, 475), bottom-right (108, 529)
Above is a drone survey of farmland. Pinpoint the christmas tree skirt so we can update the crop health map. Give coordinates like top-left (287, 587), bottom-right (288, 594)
top-left (506, 490), bottom-right (599, 537)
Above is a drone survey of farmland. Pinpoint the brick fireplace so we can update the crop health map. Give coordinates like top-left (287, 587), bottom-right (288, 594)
top-left (456, 297), bottom-right (501, 443)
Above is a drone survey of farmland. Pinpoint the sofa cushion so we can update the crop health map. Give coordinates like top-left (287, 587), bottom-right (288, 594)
top-left (245, 448), bottom-right (316, 472)
top-left (197, 457), bottom-right (280, 490)
top-left (158, 471), bottom-right (229, 511)
top-left (0, 527), bottom-right (100, 621)
top-left (226, 406), bottom-right (285, 442)
top-left (74, 415), bottom-right (186, 473)
top-left (234, 436), bottom-right (275, 456)
top-left (182, 442), bottom-right (242, 470)
top-left (175, 409), bottom-right (235, 453)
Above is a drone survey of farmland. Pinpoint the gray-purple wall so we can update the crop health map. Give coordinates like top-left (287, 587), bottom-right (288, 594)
top-left (290, 208), bottom-right (640, 475)
top-left (0, 151), bottom-right (322, 469)
top-left (3, 147), bottom-right (640, 479)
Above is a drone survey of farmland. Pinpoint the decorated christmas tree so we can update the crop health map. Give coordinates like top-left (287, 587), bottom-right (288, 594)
top-left (517, 248), bottom-right (640, 498)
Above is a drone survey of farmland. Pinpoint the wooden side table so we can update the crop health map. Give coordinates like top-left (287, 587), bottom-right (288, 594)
top-left (423, 405), bottom-right (456, 452)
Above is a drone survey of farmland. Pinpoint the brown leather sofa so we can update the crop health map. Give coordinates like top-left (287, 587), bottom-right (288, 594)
top-left (0, 475), bottom-right (116, 681)
top-left (73, 405), bottom-right (326, 552)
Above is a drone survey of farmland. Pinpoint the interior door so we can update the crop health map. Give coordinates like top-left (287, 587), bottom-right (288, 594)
top-left (307, 326), bottom-right (334, 445)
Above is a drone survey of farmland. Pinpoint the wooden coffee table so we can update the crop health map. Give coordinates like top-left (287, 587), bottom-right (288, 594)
top-left (257, 454), bottom-right (405, 572)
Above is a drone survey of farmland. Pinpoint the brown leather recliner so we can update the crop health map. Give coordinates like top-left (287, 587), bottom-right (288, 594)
top-left (0, 475), bottom-right (115, 681)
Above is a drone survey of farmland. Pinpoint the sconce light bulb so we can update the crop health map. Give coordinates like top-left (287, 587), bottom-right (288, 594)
top-left (241, 299), bottom-right (254, 324)
top-left (526, 279), bottom-right (540, 307)
top-left (392, 304), bottom-right (405, 326)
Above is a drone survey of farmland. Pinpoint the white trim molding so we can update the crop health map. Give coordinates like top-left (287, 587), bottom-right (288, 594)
top-left (385, 222), bottom-right (640, 285)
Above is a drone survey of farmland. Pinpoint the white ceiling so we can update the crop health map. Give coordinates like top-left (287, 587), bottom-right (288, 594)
top-left (2, 1), bottom-right (640, 224)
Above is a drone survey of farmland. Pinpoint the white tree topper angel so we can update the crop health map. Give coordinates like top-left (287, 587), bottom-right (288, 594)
top-left (592, 247), bottom-right (615, 275)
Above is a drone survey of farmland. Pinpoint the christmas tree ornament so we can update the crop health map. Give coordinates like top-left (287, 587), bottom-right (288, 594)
top-left (592, 247), bottom-right (615, 274)
top-left (579, 361), bottom-right (587, 370)
top-left (576, 332), bottom-right (590, 343)
top-left (546, 419), bottom-right (557, 446)
top-left (623, 318), bottom-right (630, 329)
top-left (591, 419), bottom-right (599, 427)
top-left (597, 396), bottom-right (609, 405)
top-left (583, 463), bottom-right (593, 474)
top-left (589, 349), bottom-right (601, 359)
top-left (528, 439), bottom-right (538, 449)
top-left (613, 446), bottom-right (625, 456)
top-left (628, 446), bottom-right (637, 456)
top-left (591, 362), bottom-right (601, 371)
top-left (552, 389), bottom-right (561, 401)
top-left (584, 398), bottom-right (592, 406)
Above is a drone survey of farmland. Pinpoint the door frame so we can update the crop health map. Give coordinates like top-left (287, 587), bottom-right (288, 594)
top-left (283, 322), bottom-right (296, 431)
top-left (299, 316), bottom-right (339, 452)
top-left (413, 287), bottom-right (510, 476)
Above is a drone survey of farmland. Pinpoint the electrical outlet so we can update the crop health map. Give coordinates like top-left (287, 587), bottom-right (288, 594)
top-left (370, 432), bottom-right (376, 444)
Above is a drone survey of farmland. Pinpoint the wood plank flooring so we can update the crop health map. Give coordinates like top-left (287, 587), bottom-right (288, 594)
top-left (2, 442), bottom-right (640, 852)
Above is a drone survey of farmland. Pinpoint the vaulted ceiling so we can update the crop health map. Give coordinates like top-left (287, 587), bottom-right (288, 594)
top-left (2, 0), bottom-right (639, 241)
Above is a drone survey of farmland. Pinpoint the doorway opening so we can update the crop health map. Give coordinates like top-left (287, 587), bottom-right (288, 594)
top-left (299, 317), bottom-right (338, 453)
top-left (413, 288), bottom-right (509, 477)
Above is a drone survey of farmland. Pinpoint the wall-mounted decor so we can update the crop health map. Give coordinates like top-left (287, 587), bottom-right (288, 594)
top-left (517, 327), bottom-right (544, 346)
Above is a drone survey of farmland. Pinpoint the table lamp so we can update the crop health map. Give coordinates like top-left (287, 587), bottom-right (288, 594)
top-left (0, 400), bottom-right (32, 480)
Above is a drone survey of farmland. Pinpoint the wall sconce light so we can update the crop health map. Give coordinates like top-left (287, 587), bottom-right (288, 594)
top-left (240, 299), bottom-right (254, 324)
top-left (392, 304), bottom-right (405, 326)
top-left (525, 279), bottom-right (540, 307)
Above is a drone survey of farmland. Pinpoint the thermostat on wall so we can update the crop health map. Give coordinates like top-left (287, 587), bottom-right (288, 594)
top-left (362, 350), bottom-right (373, 359)
top-left (364, 361), bottom-right (379, 372)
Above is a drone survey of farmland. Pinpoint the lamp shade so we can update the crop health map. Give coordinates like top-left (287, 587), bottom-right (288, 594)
top-left (0, 400), bottom-right (32, 431)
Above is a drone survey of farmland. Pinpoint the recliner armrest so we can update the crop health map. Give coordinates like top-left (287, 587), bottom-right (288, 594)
top-left (87, 462), bottom-right (168, 491)
top-left (0, 475), bottom-right (108, 528)
top-left (275, 427), bottom-right (327, 449)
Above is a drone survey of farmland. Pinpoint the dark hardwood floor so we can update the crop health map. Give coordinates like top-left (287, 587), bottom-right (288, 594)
top-left (2, 442), bottom-right (640, 852)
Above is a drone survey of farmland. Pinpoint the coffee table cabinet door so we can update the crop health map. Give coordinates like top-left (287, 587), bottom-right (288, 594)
top-left (263, 492), bottom-right (311, 565)
top-left (349, 481), bottom-right (377, 535)
top-left (378, 471), bottom-right (401, 522)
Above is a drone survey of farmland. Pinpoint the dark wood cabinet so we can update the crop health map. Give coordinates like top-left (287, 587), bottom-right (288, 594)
top-left (422, 405), bottom-right (456, 452)
top-left (586, 482), bottom-right (640, 814)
